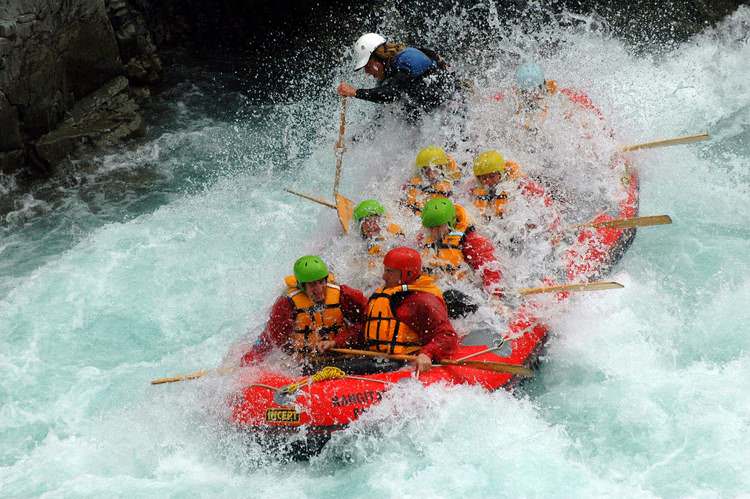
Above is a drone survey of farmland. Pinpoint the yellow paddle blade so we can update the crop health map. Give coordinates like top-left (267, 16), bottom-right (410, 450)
top-left (620, 132), bottom-right (709, 152)
top-left (519, 281), bottom-right (624, 296)
top-left (586, 215), bottom-right (673, 230)
top-left (335, 193), bottom-right (354, 234)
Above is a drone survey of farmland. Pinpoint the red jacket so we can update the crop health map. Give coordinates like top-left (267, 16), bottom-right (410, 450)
top-left (240, 284), bottom-right (367, 366)
top-left (462, 229), bottom-right (503, 294)
top-left (332, 288), bottom-right (459, 360)
top-left (388, 290), bottom-right (459, 360)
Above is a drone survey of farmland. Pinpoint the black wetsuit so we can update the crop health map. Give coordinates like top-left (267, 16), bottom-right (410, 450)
top-left (354, 47), bottom-right (459, 122)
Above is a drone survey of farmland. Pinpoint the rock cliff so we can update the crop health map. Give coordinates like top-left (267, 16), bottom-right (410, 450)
top-left (0, 0), bottom-right (160, 177)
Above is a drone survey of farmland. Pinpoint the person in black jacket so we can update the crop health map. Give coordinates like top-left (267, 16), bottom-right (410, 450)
top-left (337, 33), bottom-right (459, 122)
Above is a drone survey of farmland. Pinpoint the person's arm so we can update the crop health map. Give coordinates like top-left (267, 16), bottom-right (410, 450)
top-left (462, 230), bottom-right (503, 295)
top-left (240, 296), bottom-right (294, 366)
top-left (355, 70), bottom-right (412, 103)
top-left (398, 293), bottom-right (459, 360)
top-left (417, 47), bottom-right (448, 69)
top-left (331, 285), bottom-right (368, 347)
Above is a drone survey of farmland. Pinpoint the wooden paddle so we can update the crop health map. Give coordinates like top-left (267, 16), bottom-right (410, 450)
top-left (518, 281), bottom-right (623, 296)
top-left (572, 214), bottom-right (673, 231)
top-left (284, 97), bottom-right (354, 233)
top-left (150, 367), bottom-right (236, 385)
top-left (333, 97), bottom-right (347, 198)
top-left (284, 189), bottom-right (355, 233)
top-left (330, 348), bottom-right (534, 377)
top-left (285, 188), bottom-right (337, 209)
top-left (620, 132), bottom-right (709, 152)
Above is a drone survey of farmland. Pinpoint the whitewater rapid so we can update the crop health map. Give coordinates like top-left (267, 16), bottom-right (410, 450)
top-left (2, 5), bottom-right (749, 497)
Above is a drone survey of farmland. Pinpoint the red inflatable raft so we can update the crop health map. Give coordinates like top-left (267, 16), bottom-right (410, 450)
top-left (228, 165), bottom-right (638, 458)
top-left (230, 306), bottom-right (548, 457)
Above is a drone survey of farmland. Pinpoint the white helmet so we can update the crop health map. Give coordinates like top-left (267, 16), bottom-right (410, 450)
top-left (353, 33), bottom-right (386, 70)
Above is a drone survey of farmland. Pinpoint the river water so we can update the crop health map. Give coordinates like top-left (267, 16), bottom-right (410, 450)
top-left (1, 5), bottom-right (749, 498)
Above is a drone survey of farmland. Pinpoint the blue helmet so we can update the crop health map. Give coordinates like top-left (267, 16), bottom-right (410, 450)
top-left (515, 62), bottom-right (545, 90)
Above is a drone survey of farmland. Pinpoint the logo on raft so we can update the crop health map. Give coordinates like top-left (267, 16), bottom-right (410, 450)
top-left (331, 390), bottom-right (383, 407)
top-left (265, 408), bottom-right (301, 425)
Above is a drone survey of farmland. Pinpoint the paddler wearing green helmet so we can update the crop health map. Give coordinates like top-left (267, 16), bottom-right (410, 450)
top-left (239, 256), bottom-right (368, 367)
top-left (352, 199), bottom-right (405, 256)
top-left (419, 198), bottom-right (504, 298)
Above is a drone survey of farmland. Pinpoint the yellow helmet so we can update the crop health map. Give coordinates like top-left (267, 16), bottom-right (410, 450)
top-left (415, 145), bottom-right (449, 169)
top-left (473, 150), bottom-right (506, 177)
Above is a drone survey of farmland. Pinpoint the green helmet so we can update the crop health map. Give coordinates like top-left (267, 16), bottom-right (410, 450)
top-left (353, 199), bottom-right (385, 222)
top-left (293, 255), bottom-right (329, 284)
top-left (421, 198), bottom-right (456, 228)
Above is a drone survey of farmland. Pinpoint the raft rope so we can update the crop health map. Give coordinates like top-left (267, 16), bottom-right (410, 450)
top-left (280, 366), bottom-right (347, 394)
top-left (248, 367), bottom-right (393, 394)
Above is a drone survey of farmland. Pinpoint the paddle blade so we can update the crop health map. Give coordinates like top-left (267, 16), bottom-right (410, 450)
top-left (519, 281), bottom-right (624, 296)
top-left (588, 215), bottom-right (672, 230)
top-left (335, 193), bottom-right (354, 234)
top-left (620, 132), bottom-right (709, 152)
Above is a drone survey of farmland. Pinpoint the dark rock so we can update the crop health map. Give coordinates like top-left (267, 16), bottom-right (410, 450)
top-left (34, 76), bottom-right (144, 165)
top-left (0, 150), bottom-right (25, 175)
top-left (0, 0), bottom-right (163, 177)
top-left (0, 0), bottom-right (124, 142)
top-left (0, 92), bottom-right (23, 151)
top-left (105, 0), bottom-right (163, 85)
top-left (17, 14), bottom-right (37, 24)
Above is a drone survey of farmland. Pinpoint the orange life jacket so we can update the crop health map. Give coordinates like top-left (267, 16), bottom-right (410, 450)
top-left (470, 161), bottom-right (524, 218)
top-left (366, 223), bottom-right (404, 256)
top-left (421, 204), bottom-right (472, 276)
top-left (364, 274), bottom-right (444, 354)
top-left (402, 157), bottom-right (461, 213)
top-left (284, 275), bottom-right (344, 354)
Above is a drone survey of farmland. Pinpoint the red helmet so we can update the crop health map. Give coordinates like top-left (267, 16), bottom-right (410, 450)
top-left (383, 247), bottom-right (422, 284)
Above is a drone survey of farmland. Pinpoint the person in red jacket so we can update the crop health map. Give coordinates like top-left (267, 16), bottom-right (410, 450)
top-left (419, 198), bottom-right (503, 296)
top-left (240, 255), bottom-right (367, 366)
top-left (354, 247), bottom-right (459, 373)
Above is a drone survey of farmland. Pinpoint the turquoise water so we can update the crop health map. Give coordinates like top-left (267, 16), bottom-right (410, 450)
top-left (2, 6), bottom-right (750, 498)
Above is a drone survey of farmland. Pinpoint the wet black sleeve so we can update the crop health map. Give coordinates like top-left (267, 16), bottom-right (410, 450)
top-left (354, 69), bottom-right (412, 103)
top-left (418, 47), bottom-right (448, 69)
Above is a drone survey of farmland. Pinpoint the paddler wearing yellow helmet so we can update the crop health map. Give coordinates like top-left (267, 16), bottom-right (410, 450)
top-left (239, 256), bottom-right (368, 368)
top-left (469, 149), bottom-right (556, 225)
top-left (336, 33), bottom-right (458, 122)
top-left (352, 199), bottom-right (404, 257)
top-left (401, 145), bottom-right (462, 214)
top-left (469, 149), bottom-right (524, 219)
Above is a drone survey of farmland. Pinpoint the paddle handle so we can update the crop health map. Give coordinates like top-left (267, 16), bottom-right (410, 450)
top-left (331, 348), bottom-right (415, 361)
top-left (571, 214), bottom-right (673, 231)
top-left (620, 132), bottom-right (709, 152)
top-left (330, 348), bottom-right (533, 377)
top-left (285, 188), bottom-right (337, 209)
top-left (151, 370), bottom-right (208, 385)
top-left (519, 281), bottom-right (623, 296)
top-left (333, 97), bottom-right (347, 197)
top-left (150, 367), bottom-right (236, 385)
